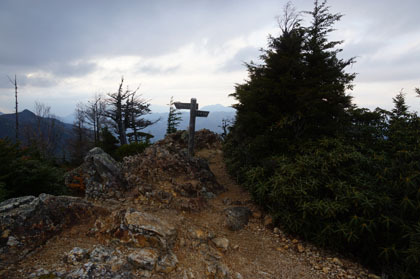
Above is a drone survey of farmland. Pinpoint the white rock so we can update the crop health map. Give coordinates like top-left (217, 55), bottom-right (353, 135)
top-left (127, 248), bottom-right (159, 271)
top-left (212, 237), bottom-right (229, 251)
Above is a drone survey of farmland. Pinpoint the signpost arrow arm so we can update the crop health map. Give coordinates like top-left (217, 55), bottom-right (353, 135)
top-left (174, 97), bottom-right (209, 158)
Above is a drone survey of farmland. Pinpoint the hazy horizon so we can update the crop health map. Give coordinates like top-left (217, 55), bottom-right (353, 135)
top-left (1, 0), bottom-right (419, 115)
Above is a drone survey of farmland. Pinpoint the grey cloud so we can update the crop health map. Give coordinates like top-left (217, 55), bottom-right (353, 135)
top-left (345, 35), bottom-right (420, 83)
top-left (1, 0), bottom-right (420, 110)
top-left (0, 74), bottom-right (58, 89)
top-left (0, 0), bottom-right (280, 67)
top-left (49, 61), bottom-right (99, 77)
top-left (0, 60), bottom-right (97, 89)
top-left (137, 64), bottom-right (180, 75)
top-left (355, 47), bottom-right (420, 83)
top-left (221, 46), bottom-right (262, 72)
top-left (21, 75), bottom-right (58, 88)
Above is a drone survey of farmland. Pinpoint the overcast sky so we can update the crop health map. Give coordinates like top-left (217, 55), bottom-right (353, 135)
top-left (0, 0), bottom-right (419, 116)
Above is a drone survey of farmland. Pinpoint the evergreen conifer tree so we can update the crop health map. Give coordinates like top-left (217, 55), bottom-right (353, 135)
top-left (301, 0), bottom-right (355, 137)
top-left (166, 97), bottom-right (182, 135)
top-left (226, 3), bottom-right (306, 167)
top-left (226, 0), bottom-right (355, 170)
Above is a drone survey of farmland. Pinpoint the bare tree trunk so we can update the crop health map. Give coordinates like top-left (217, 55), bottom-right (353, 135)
top-left (116, 79), bottom-right (127, 145)
top-left (8, 75), bottom-right (18, 141)
top-left (130, 95), bottom-right (139, 143)
top-left (104, 77), bottom-right (152, 145)
top-left (32, 102), bottom-right (62, 159)
top-left (14, 76), bottom-right (18, 141)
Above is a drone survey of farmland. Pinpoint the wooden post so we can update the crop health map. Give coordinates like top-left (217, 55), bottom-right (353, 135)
top-left (174, 98), bottom-right (209, 158)
top-left (188, 98), bottom-right (197, 157)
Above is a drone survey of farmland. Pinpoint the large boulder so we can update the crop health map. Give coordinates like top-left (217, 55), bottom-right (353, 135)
top-left (93, 208), bottom-right (177, 252)
top-left (0, 194), bottom-right (107, 267)
top-left (90, 208), bottom-right (179, 275)
top-left (65, 147), bottom-right (128, 200)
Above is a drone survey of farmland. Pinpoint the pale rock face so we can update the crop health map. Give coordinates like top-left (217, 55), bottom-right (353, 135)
top-left (212, 237), bottom-right (229, 251)
top-left (127, 248), bottom-right (159, 270)
top-left (0, 194), bottom-right (104, 268)
top-left (65, 147), bottom-right (128, 200)
top-left (89, 245), bottom-right (113, 263)
top-left (65, 261), bottom-right (133, 279)
top-left (156, 251), bottom-right (178, 273)
top-left (63, 247), bottom-right (89, 265)
top-left (123, 210), bottom-right (177, 250)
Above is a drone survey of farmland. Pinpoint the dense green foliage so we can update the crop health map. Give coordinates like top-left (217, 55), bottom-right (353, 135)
top-left (224, 1), bottom-right (420, 278)
top-left (114, 141), bottom-right (150, 161)
top-left (166, 96), bottom-right (182, 135)
top-left (0, 139), bottom-right (67, 202)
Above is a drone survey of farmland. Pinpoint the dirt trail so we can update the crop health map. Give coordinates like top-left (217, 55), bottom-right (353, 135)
top-left (5, 146), bottom-right (375, 279)
top-left (190, 148), bottom-right (372, 279)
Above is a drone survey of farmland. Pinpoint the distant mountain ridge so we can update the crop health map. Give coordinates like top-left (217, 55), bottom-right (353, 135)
top-left (0, 110), bottom-right (74, 158)
top-left (59, 104), bottom-right (236, 142)
top-left (143, 104), bottom-right (236, 141)
top-left (200, 104), bottom-right (235, 112)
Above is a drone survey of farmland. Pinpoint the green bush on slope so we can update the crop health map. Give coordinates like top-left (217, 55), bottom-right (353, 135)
top-left (0, 139), bottom-right (67, 202)
top-left (224, 1), bottom-right (420, 277)
top-left (114, 141), bottom-right (150, 161)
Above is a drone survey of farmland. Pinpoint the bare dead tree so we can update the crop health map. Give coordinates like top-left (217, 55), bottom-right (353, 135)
top-left (104, 77), bottom-right (155, 145)
top-left (85, 93), bottom-right (106, 146)
top-left (276, 1), bottom-right (301, 34)
top-left (69, 102), bottom-right (92, 164)
top-left (23, 102), bottom-right (63, 158)
top-left (104, 77), bottom-right (131, 145)
top-left (219, 117), bottom-right (233, 141)
top-left (7, 75), bottom-right (18, 141)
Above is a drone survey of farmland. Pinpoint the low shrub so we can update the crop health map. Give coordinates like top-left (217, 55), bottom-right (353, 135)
top-left (238, 137), bottom-right (420, 278)
top-left (114, 142), bottom-right (150, 161)
top-left (0, 139), bottom-right (67, 202)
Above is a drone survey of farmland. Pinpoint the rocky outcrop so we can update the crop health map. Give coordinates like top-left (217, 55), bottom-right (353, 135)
top-left (92, 208), bottom-right (177, 252)
top-left (0, 194), bottom-right (107, 268)
top-left (124, 130), bottom-right (225, 211)
top-left (65, 147), bottom-right (128, 200)
top-left (60, 245), bottom-right (134, 279)
top-left (67, 208), bottom-right (179, 278)
top-left (28, 243), bottom-right (179, 279)
top-left (64, 131), bottom-right (223, 208)
top-left (158, 129), bottom-right (221, 151)
top-left (0, 134), bottom-right (379, 279)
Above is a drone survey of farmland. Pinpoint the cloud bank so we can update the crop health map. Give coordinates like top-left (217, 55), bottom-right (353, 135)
top-left (0, 0), bottom-right (419, 115)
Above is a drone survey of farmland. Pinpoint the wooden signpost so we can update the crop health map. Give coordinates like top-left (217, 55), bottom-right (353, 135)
top-left (174, 98), bottom-right (210, 157)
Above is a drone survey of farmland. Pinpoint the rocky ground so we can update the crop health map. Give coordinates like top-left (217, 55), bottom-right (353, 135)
top-left (0, 130), bottom-right (381, 279)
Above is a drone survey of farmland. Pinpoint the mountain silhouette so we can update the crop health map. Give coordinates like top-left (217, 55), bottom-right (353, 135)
top-left (0, 110), bottom-right (74, 158)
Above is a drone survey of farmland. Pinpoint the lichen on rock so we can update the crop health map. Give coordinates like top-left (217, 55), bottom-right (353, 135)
top-left (65, 147), bottom-right (128, 200)
top-left (0, 194), bottom-right (107, 268)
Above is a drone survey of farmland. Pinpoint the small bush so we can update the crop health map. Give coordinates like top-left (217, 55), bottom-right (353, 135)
top-left (0, 139), bottom-right (67, 202)
top-left (114, 142), bottom-right (150, 160)
top-left (235, 137), bottom-right (420, 278)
